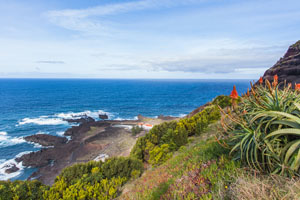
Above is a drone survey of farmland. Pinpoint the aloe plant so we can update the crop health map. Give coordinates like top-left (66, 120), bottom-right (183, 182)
top-left (223, 78), bottom-right (300, 176)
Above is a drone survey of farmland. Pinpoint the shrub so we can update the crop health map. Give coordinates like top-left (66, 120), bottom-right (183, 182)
top-left (149, 144), bottom-right (173, 165)
top-left (43, 176), bottom-right (126, 200)
top-left (132, 125), bottom-right (143, 136)
top-left (58, 157), bottom-right (143, 186)
top-left (0, 180), bottom-right (48, 200)
top-left (130, 105), bottom-right (221, 165)
top-left (212, 95), bottom-right (232, 108)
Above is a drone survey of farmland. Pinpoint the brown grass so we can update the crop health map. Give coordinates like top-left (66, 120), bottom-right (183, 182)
top-left (229, 170), bottom-right (300, 200)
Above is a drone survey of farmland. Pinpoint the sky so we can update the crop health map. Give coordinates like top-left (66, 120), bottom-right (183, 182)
top-left (0, 0), bottom-right (299, 79)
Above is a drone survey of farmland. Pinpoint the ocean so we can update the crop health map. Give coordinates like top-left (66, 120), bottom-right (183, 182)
top-left (0, 79), bottom-right (250, 181)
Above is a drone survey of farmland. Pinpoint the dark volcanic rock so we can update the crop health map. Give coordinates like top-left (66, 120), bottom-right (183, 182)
top-left (99, 114), bottom-right (108, 120)
top-left (24, 134), bottom-right (67, 147)
top-left (4, 164), bottom-right (19, 174)
top-left (261, 40), bottom-right (300, 87)
top-left (64, 121), bottom-right (110, 137)
top-left (64, 116), bottom-right (95, 124)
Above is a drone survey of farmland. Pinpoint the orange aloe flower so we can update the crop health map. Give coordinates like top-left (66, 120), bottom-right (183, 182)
top-left (273, 74), bottom-right (278, 87)
top-left (274, 74), bottom-right (278, 82)
top-left (259, 77), bottom-right (263, 84)
top-left (230, 85), bottom-right (238, 99)
top-left (295, 83), bottom-right (300, 91)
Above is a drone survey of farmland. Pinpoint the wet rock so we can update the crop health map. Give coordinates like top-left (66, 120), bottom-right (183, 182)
top-left (99, 114), bottom-right (108, 120)
top-left (4, 164), bottom-right (19, 174)
top-left (24, 134), bottom-right (67, 147)
top-left (64, 116), bottom-right (95, 124)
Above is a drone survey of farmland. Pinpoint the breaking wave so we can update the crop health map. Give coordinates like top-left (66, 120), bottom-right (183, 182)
top-left (0, 132), bottom-right (25, 148)
top-left (18, 110), bottom-right (113, 126)
top-left (0, 151), bottom-right (31, 180)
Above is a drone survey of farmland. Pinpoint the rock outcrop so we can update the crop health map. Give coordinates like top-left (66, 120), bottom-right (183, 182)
top-left (63, 116), bottom-right (95, 124)
top-left (24, 134), bottom-right (67, 147)
top-left (4, 164), bottom-right (19, 174)
top-left (99, 114), bottom-right (109, 120)
top-left (262, 40), bottom-right (300, 86)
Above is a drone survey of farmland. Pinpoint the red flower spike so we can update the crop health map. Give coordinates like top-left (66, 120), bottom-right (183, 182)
top-left (295, 83), bottom-right (300, 91)
top-left (230, 85), bottom-right (238, 99)
top-left (259, 77), bottom-right (263, 84)
top-left (273, 74), bottom-right (278, 87)
top-left (274, 74), bottom-right (278, 82)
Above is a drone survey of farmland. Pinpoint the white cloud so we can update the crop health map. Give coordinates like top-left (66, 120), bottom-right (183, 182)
top-left (45, 0), bottom-right (206, 35)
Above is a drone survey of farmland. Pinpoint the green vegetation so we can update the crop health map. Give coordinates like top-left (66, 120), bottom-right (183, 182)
top-left (0, 157), bottom-right (143, 200)
top-left (130, 104), bottom-right (222, 165)
top-left (212, 94), bottom-right (232, 108)
top-left (121, 136), bottom-right (241, 199)
top-left (131, 125), bottom-right (143, 136)
top-left (0, 180), bottom-right (48, 200)
top-left (222, 80), bottom-right (300, 176)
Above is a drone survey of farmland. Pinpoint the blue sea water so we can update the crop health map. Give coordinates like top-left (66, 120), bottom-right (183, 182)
top-left (0, 79), bottom-right (251, 180)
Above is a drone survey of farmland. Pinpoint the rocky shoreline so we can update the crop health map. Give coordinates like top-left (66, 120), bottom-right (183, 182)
top-left (14, 115), bottom-right (179, 185)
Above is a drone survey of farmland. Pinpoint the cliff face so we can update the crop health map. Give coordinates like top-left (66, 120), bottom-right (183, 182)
top-left (262, 40), bottom-right (300, 86)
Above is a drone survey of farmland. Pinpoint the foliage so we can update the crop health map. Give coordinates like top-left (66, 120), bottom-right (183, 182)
top-left (0, 180), bottom-right (48, 200)
top-left (222, 80), bottom-right (300, 176)
top-left (58, 157), bottom-right (143, 186)
top-left (43, 176), bottom-right (126, 200)
top-left (149, 144), bottom-right (173, 165)
top-left (121, 139), bottom-right (240, 200)
top-left (131, 125), bottom-right (143, 136)
top-left (0, 157), bottom-right (143, 200)
top-left (130, 104), bottom-right (221, 165)
top-left (212, 95), bottom-right (232, 108)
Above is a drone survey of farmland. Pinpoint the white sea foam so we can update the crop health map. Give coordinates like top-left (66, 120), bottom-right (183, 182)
top-left (27, 141), bottom-right (43, 148)
top-left (114, 116), bottom-right (138, 121)
top-left (177, 113), bottom-right (187, 118)
top-left (0, 132), bottom-right (25, 148)
top-left (0, 131), bottom-right (7, 136)
top-left (18, 117), bottom-right (67, 126)
top-left (18, 110), bottom-right (113, 126)
top-left (56, 131), bottom-right (65, 137)
top-left (35, 131), bottom-right (48, 135)
top-left (55, 110), bottom-right (112, 119)
top-left (0, 151), bottom-right (31, 181)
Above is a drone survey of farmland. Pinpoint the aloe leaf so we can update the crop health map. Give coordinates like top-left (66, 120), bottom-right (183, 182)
top-left (291, 149), bottom-right (300, 171)
top-left (267, 111), bottom-right (300, 124)
top-left (266, 128), bottom-right (300, 138)
top-left (284, 140), bottom-right (300, 164)
top-left (271, 120), bottom-right (300, 129)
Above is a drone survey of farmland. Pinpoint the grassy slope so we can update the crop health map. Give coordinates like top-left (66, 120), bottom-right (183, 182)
top-left (119, 123), bottom-right (300, 200)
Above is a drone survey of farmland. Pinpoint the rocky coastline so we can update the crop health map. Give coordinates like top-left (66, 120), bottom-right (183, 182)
top-left (14, 115), bottom-right (179, 185)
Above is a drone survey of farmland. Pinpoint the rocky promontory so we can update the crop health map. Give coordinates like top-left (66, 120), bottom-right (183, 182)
top-left (24, 134), bottom-right (67, 147)
top-left (262, 40), bottom-right (300, 86)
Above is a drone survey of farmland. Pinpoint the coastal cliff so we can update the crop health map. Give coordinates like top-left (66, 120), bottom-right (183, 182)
top-left (262, 40), bottom-right (300, 86)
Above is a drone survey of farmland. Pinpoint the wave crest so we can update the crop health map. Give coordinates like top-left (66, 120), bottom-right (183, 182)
top-left (0, 151), bottom-right (31, 181)
top-left (18, 110), bottom-right (113, 126)
top-left (0, 132), bottom-right (25, 148)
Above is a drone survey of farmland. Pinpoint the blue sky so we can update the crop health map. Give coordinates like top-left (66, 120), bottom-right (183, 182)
top-left (0, 0), bottom-right (299, 79)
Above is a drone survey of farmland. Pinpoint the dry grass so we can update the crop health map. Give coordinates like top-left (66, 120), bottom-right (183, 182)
top-left (229, 170), bottom-right (300, 200)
